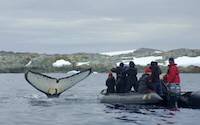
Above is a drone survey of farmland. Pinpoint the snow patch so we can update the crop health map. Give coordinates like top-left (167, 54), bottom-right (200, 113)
top-left (52, 59), bottom-right (71, 67)
top-left (117, 56), bottom-right (163, 66)
top-left (100, 50), bottom-right (136, 56)
top-left (165, 56), bottom-right (200, 67)
top-left (154, 51), bottom-right (162, 54)
top-left (76, 62), bottom-right (90, 66)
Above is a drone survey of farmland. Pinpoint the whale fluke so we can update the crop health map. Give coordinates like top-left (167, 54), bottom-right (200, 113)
top-left (25, 68), bottom-right (92, 97)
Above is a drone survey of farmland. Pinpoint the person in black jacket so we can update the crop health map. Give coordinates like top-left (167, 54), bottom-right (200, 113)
top-left (106, 72), bottom-right (116, 94)
top-left (125, 61), bottom-right (138, 92)
top-left (150, 61), bottom-right (161, 83)
top-left (150, 61), bottom-right (163, 96)
top-left (138, 67), bottom-right (152, 93)
top-left (111, 62), bottom-right (126, 93)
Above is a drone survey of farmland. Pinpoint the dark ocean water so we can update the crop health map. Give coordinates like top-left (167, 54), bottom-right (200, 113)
top-left (0, 73), bottom-right (200, 125)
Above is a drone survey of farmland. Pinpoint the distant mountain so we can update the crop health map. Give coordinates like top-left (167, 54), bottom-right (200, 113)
top-left (131, 48), bottom-right (163, 57)
top-left (103, 48), bottom-right (200, 69)
top-left (0, 48), bottom-right (200, 73)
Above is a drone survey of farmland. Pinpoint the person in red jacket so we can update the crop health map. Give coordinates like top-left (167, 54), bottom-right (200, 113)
top-left (164, 57), bottom-right (181, 108)
top-left (164, 58), bottom-right (180, 83)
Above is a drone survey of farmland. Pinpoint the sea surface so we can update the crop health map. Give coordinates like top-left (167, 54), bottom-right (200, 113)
top-left (0, 73), bottom-right (200, 125)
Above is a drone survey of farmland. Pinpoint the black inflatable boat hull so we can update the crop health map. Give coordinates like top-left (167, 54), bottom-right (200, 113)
top-left (179, 91), bottom-right (200, 108)
top-left (100, 92), bottom-right (163, 104)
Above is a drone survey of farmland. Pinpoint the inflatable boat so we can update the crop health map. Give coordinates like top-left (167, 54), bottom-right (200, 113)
top-left (100, 89), bottom-right (200, 108)
top-left (100, 90), bottom-right (163, 105)
top-left (179, 91), bottom-right (200, 108)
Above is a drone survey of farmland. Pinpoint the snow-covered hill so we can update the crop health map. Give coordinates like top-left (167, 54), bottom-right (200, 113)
top-left (101, 48), bottom-right (200, 67)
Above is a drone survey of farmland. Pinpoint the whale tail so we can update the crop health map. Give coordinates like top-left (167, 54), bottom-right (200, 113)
top-left (25, 68), bottom-right (92, 97)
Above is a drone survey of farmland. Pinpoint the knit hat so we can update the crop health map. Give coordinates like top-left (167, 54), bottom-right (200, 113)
top-left (169, 57), bottom-right (174, 62)
top-left (129, 61), bottom-right (135, 67)
top-left (108, 72), bottom-right (113, 77)
top-left (119, 62), bottom-right (124, 67)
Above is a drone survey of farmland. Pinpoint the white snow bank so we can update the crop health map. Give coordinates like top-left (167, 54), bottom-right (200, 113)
top-left (154, 51), bottom-right (163, 54)
top-left (100, 50), bottom-right (136, 56)
top-left (117, 56), bottom-right (162, 66)
top-left (52, 59), bottom-right (71, 67)
top-left (76, 62), bottom-right (90, 66)
top-left (166, 56), bottom-right (200, 67)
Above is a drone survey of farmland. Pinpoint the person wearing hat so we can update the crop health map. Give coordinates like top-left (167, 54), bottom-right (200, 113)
top-left (150, 61), bottom-right (163, 96)
top-left (164, 58), bottom-right (180, 83)
top-left (137, 67), bottom-right (153, 93)
top-left (111, 62), bottom-right (126, 93)
top-left (164, 57), bottom-right (181, 108)
top-left (105, 72), bottom-right (116, 94)
top-left (125, 61), bottom-right (138, 92)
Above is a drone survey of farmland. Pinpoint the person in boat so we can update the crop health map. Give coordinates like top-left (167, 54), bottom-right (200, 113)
top-left (125, 61), bottom-right (138, 92)
top-left (149, 61), bottom-right (163, 96)
top-left (106, 72), bottom-right (116, 94)
top-left (163, 57), bottom-right (181, 108)
top-left (111, 62), bottom-right (126, 93)
top-left (137, 67), bottom-right (153, 93)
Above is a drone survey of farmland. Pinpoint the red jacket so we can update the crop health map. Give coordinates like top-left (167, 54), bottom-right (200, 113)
top-left (165, 63), bottom-right (180, 84)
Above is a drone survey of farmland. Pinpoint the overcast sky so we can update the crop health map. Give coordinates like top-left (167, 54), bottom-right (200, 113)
top-left (0, 0), bottom-right (199, 54)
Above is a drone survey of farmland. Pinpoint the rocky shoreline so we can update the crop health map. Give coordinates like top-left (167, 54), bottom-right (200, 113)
top-left (0, 48), bottom-right (200, 73)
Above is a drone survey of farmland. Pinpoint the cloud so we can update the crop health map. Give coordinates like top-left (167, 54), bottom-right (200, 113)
top-left (0, 0), bottom-right (199, 53)
top-left (0, 16), bottom-right (195, 45)
top-left (11, 17), bottom-right (122, 29)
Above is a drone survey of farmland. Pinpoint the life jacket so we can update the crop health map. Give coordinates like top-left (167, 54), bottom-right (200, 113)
top-left (166, 64), bottom-right (180, 84)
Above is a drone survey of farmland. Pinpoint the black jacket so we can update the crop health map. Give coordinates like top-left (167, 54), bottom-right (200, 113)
top-left (137, 74), bottom-right (151, 93)
top-left (150, 65), bottom-right (161, 83)
top-left (106, 77), bottom-right (116, 93)
top-left (111, 66), bottom-right (126, 80)
top-left (125, 67), bottom-right (138, 91)
top-left (126, 67), bottom-right (137, 82)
